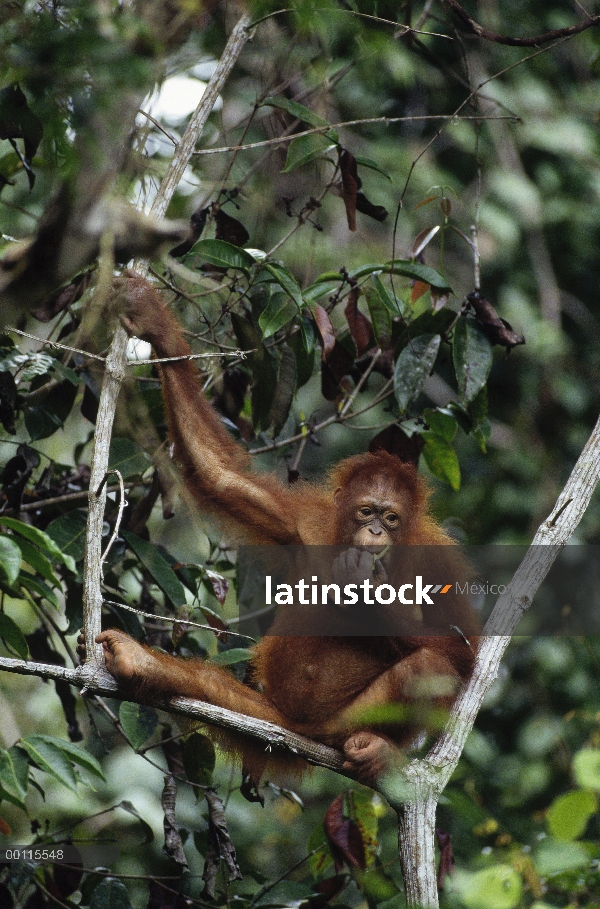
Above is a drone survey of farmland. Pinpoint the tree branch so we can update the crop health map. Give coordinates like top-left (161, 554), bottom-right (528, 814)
top-left (444, 0), bottom-right (600, 46)
top-left (392, 410), bottom-right (600, 909)
top-left (0, 655), bottom-right (345, 773)
top-left (81, 12), bottom-right (253, 659)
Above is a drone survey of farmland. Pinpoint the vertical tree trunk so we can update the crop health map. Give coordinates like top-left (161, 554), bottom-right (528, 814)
top-left (394, 789), bottom-right (439, 908)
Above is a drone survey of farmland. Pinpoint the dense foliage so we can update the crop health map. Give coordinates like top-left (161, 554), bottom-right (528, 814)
top-left (1, 2), bottom-right (600, 907)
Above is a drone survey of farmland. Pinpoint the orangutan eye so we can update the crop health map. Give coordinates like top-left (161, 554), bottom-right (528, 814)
top-left (386, 513), bottom-right (399, 525)
top-left (358, 507), bottom-right (372, 518)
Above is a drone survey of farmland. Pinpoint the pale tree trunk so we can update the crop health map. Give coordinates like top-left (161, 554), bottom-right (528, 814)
top-left (379, 412), bottom-right (600, 908)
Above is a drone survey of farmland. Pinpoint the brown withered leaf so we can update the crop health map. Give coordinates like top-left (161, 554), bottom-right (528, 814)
top-left (215, 208), bottom-right (249, 247)
top-left (369, 424), bottom-right (424, 467)
top-left (313, 304), bottom-right (336, 358)
top-left (0, 371), bottom-right (17, 434)
top-left (436, 830), bottom-right (455, 889)
top-left (202, 790), bottom-right (242, 899)
top-left (339, 149), bottom-right (359, 231)
top-left (324, 794), bottom-right (366, 872)
top-left (467, 290), bottom-right (525, 351)
top-left (411, 280), bottom-right (430, 305)
top-left (299, 875), bottom-right (348, 909)
top-left (321, 351), bottom-right (353, 400)
top-left (170, 205), bottom-right (209, 257)
top-left (30, 272), bottom-right (91, 322)
top-left (355, 191), bottom-right (388, 222)
top-left (161, 774), bottom-right (187, 867)
top-left (344, 286), bottom-right (372, 356)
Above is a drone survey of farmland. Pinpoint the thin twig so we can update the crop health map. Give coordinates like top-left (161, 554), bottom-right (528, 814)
top-left (340, 349), bottom-right (382, 417)
top-left (98, 470), bottom-right (126, 577)
top-left (443, 0), bottom-right (600, 46)
top-left (8, 327), bottom-right (107, 362)
top-left (102, 599), bottom-right (255, 642)
top-left (193, 113), bottom-right (519, 157)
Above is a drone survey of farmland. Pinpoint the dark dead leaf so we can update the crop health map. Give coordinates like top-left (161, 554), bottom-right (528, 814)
top-left (0, 371), bottom-right (17, 434)
top-left (170, 205), bottom-right (209, 257)
top-left (30, 272), bottom-right (91, 322)
top-left (215, 208), bottom-right (249, 247)
top-left (300, 874), bottom-right (348, 909)
top-left (344, 287), bottom-right (372, 356)
top-left (467, 290), bottom-right (525, 350)
top-left (161, 773), bottom-right (187, 866)
top-left (321, 343), bottom-right (354, 400)
top-left (339, 149), bottom-right (359, 231)
top-left (324, 794), bottom-right (366, 872)
top-left (369, 424), bottom-right (424, 467)
top-left (355, 191), bottom-right (388, 222)
top-left (0, 84), bottom-right (43, 189)
top-left (436, 829), bottom-right (455, 889)
top-left (313, 304), bottom-right (336, 358)
top-left (202, 789), bottom-right (242, 898)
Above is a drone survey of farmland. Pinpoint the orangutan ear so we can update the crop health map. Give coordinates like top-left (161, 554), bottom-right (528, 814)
top-left (333, 487), bottom-right (342, 506)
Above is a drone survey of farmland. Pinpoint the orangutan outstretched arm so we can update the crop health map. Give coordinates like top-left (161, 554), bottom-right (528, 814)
top-left (112, 273), bottom-right (300, 544)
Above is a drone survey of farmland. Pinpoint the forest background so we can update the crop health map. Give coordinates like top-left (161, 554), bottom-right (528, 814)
top-left (1, 1), bottom-right (600, 908)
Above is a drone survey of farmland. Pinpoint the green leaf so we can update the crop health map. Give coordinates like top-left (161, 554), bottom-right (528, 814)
top-left (0, 534), bottom-right (22, 586)
top-left (258, 292), bottom-right (297, 338)
top-left (349, 790), bottom-right (378, 867)
top-left (0, 613), bottom-right (28, 658)
top-left (372, 275), bottom-right (401, 315)
top-left (0, 516), bottom-right (76, 573)
top-left (393, 334), bottom-right (441, 412)
top-left (14, 536), bottom-right (61, 588)
top-left (262, 262), bottom-right (304, 310)
top-left (193, 238), bottom-right (255, 271)
top-left (282, 133), bottom-right (337, 172)
top-left (573, 747), bottom-right (600, 790)
top-left (263, 97), bottom-right (338, 139)
top-left (533, 839), bottom-right (589, 876)
top-left (299, 314), bottom-right (316, 354)
top-left (24, 406), bottom-right (63, 441)
top-left (28, 735), bottom-right (105, 781)
top-left (547, 789), bottom-right (597, 841)
top-left (20, 736), bottom-right (78, 791)
top-left (353, 154), bottom-right (392, 180)
top-left (289, 329), bottom-right (315, 387)
top-left (119, 702), bottom-right (159, 750)
top-left (349, 260), bottom-right (452, 291)
top-left (252, 349), bottom-right (279, 432)
top-left (364, 283), bottom-right (392, 348)
top-left (0, 745), bottom-right (29, 803)
top-left (108, 437), bottom-right (152, 479)
top-left (422, 434), bottom-right (461, 490)
top-left (452, 865), bottom-right (522, 909)
top-left (303, 281), bottom-right (340, 303)
top-left (121, 531), bottom-right (187, 607)
top-left (469, 384), bottom-right (488, 426)
top-left (307, 823), bottom-right (332, 876)
top-left (183, 731), bottom-right (215, 787)
top-left (453, 317), bottom-right (494, 403)
top-left (211, 647), bottom-right (254, 666)
top-left (359, 867), bottom-right (399, 902)
top-left (423, 408), bottom-right (458, 443)
top-left (24, 380), bottom-right (78, 441)
top-left (19, 573), bottom-right (61, 610)
top-left (269, 344), bottom-right (296, 435)
top-left (89, 878), bottom-right (132, 909)
top-left (45, 511), bottom-right (87, 563)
